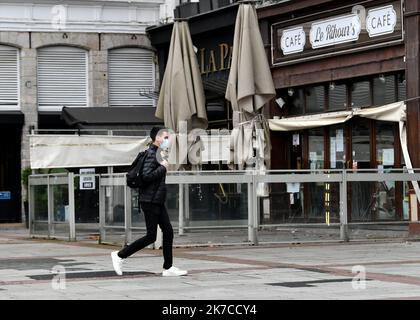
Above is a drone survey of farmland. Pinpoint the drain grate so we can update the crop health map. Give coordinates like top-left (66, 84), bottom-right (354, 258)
top-left (268, 278), bottom-right (371, 288)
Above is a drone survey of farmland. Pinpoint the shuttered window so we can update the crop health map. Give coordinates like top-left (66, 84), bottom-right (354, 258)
top-left (109, 47), bottom-right (155, 107)
top-left (37, 46), bottom-right (88, 110)
top-left (0, 45), bottom-right (19, 108)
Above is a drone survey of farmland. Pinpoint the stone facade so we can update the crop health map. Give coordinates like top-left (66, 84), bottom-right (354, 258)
top-left (0, 30), bottom-right (159, 222)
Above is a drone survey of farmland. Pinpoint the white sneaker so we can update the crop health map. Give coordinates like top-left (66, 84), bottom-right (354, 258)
top-left (111, 251), bottom-right (123, 276)
top-left (162, 266), bottom-right (188, 277)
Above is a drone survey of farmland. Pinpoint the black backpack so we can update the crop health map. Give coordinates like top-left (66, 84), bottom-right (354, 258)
top-left (126, 150), bottom-right (148, 188)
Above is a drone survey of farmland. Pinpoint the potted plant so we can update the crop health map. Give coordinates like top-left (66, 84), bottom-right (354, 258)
top-left (21, 167), bottom-right (32, 228)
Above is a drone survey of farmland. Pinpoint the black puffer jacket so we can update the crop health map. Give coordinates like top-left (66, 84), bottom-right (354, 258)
top-left (139, 144), bottom-right (167, 204)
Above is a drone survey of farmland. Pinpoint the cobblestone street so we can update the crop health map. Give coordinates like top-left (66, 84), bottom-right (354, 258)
top-left (0, 228), bottom-right (420, 300)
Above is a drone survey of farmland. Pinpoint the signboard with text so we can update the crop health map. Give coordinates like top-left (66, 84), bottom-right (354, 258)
top-left (79, 168), bottom-right (96, 190)
top-left (272, 1), bottom-right (403, 66)
top-left (0, 192), bottom-right (11, 200)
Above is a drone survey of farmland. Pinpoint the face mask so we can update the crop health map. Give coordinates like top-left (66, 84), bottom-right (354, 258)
top-left (160, 138), bottom-right (170, 150)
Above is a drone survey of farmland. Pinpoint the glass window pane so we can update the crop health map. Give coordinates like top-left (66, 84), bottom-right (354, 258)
top-left (328, 83), bottom-right (347, 110)
top-left (398, 74), bottom-right (406, 101)
top-left (373, 75), bottom-right (396, 106)
top-left (352, 119), bottom-right (370, 167)
top-left (308, 128), bottom-right (324, 170)
top-left (308, 128), bottom-right (324, 219)
top-left (375, 122), bottom-right (396, 220)
top-left (329, 126), bottom-right (346, 169)
top-left (351, 81), bottom-right (371, 108)
top-left (305, 86), bottom-right (325, 114)
top-left (351, 119), bottom-right (372, 221)
top-left (376, 122), bottom-right (394, 167)
top-left (287, 88), bottom-right (304, 116)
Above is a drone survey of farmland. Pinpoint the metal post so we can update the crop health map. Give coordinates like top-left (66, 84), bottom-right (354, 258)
top-left (99, 176), bottom-right (106, 244)
top-left (252, 174), bottom-right (259, 246)
top-left (68, 172), bottom-right (76, 241)
top-left (340, 170), bottom-right (349, 241)
top-left (28, 177), bottom-right (34, 236)
top-left (247, 182), bottom-right (253, 243)
top-left (124, 185), bottom-right (132, 244)
top-left (178, 184), bottom-right (184, 236)
top-left (184, 183), bottom-right (190, 229)
top-left (247, 177), bottom-right (258, 245)
top-left (47, 176), bottom-right (53, 238)
top-left (107, 130), bottom-right (113, 176)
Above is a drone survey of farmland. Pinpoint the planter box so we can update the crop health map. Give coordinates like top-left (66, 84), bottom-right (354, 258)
top-left (199, 0), bottom-right (213, 13)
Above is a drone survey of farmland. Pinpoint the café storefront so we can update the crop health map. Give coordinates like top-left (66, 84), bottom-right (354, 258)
top-left (147, 4), bottom-right (249, 224)
top-left (257, 0), bottom-right (412, 224)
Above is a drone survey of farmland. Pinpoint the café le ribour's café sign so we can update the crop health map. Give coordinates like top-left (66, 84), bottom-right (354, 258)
top-left (272, 1), bottom-right (403, 66)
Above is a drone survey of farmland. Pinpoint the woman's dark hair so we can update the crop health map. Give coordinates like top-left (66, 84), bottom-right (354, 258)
top-left (150, 126), bottom-right (166, 142)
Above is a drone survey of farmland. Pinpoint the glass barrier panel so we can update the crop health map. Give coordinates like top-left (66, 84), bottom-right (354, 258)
top-left (259, 181), bottom-right (341, 242)
top-left (185, 183), bottom-right (248, 227)
top-left (74, 175), bottom-right (100, 223)
top-left (51, 183), bottom-right (70, 237)
top-left (104, 185), bottom-right (125, 227)
top-left (349, 181), bottom-right (401, 222)
top-left (33, 185), bottom-right (48, 222)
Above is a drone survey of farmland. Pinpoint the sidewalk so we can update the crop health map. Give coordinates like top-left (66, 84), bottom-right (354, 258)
top-left (0, 227), bottom-right (420, 299)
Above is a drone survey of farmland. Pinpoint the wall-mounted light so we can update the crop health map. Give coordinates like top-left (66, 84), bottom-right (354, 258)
top-left (287, 88), bottom-right (294, 97)
top-left (379, 74), bottom-right (386, 83)
top-left (329, 82), bottom-right (335, 90)
top-left (25, 81), bottom-right (32, 88)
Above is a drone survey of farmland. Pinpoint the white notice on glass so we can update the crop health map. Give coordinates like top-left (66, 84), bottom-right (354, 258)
top-left (336, 129), bottom-right (344, 152)
top-left (330, 138), bottom-right (337, 169)
top-left (383, 148), bottom-right (394, 166)
top-left (287, 182), bottom-right (300, 193)
top-left (293, 134), bottom-right (300, 146)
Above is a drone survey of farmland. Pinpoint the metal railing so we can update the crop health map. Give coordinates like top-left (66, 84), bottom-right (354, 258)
top-left (28, 169), bottom-right (420, 245)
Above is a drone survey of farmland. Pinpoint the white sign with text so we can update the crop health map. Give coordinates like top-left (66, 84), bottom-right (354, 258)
top-left (79, 168), bottom-right (95, 190)
top-left (366, 5), bottom-right (397, 37)
top-left (281, 26), bottom-right (306, 55)
top-left (310, 13), bottom-right (361, 49)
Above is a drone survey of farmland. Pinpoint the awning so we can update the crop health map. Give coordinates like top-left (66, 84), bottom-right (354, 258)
top-left (269, 101), bottom-right (420, 206)
top-left (29, 134), bottom-right (230, 169)
top-left (268, 101), bottom-right (405, 131)
top-left (61, 107), bottom-right (162, 130)
top-left (0, 111), bottom-right (24, 125)
top-left (30, 135), bottom-right (150, 169)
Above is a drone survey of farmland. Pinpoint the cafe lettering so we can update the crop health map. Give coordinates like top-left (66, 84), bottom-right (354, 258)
top-left (366, 5), bottom-right (397, 37)
top-left (199, 43), bottom-right (233, 75)
top-left (281, 27), bottom-right (305, 55)
top-left (272, 1), bottom-right (402, 66)
top-left (310, 14), bottom-right (361, 49)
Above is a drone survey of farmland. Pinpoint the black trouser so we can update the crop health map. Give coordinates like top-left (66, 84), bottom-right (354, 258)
top-left (118, 202), bottom-right (174, 270)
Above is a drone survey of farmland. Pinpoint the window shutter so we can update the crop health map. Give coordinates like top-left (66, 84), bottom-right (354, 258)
top-left (0, 45), bottom-right (19, 107)
top-left (109, 47), bottom-right (154, 107)
top-left (37, 46), bottom-right (87, 110)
